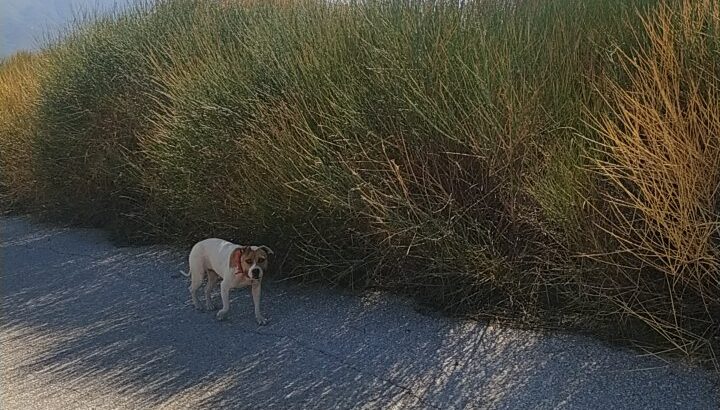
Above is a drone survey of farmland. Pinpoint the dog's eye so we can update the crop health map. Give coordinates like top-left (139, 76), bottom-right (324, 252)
top-left (245, 259), bottom-right (253, 264)
top-left (258, 258), bottom-right (265, 264)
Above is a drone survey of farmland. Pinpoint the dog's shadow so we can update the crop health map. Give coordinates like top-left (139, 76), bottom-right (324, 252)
top-left (2, 217), bottom-right (716, 409)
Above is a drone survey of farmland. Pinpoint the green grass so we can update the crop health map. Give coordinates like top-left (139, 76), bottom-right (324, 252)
top-left (0, 0), bottom-right (717, 368)
top-left (0, 51), bottom-right (45, 209)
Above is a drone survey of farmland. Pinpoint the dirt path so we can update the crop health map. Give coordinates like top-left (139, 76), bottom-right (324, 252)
top-left (1, 216), bottom-right (717, 409)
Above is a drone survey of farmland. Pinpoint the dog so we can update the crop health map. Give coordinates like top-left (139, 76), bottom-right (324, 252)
top-left (180, 238), bottom-right (273, 325)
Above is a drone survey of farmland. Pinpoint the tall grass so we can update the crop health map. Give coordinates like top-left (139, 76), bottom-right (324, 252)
top-left (0, 52), bottom-right (45, 208)
top-left (0, 0), bottom-right (717, 367)
top-left (27, 5), bottom-right (192, 239)
top-left (587, 0), bottom-right (720, 360)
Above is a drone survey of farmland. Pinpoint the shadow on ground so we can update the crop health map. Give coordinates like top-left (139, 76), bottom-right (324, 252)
top-left (1, 216), bottom-right (718, 409)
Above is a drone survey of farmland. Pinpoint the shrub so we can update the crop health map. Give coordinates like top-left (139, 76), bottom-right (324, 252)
top-left (0, 52), bottom-right (45, 209)
top-left (587, 0), bottom-right (720, 360)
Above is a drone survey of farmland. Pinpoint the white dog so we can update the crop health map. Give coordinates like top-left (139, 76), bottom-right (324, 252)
top-left (181, 238), bottom-right (273, 324)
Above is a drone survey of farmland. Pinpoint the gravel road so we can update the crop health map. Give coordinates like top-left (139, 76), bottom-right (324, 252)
top-left (1, 216), bottom-right (718, 409)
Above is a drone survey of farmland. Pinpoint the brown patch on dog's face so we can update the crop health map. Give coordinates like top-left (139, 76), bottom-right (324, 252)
top-left (231, 246), bottom-right (271, 280)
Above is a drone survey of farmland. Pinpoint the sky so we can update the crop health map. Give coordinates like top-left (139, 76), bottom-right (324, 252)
top-left (1, 0), bottom-right (140, 57)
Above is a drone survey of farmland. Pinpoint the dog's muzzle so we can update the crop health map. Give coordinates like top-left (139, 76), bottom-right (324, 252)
top-left (250, 267), bottom-right (262, 279)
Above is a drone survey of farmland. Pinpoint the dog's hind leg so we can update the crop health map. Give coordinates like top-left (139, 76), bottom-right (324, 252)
top-left (205, 270), bottom-right (219, 311)
top-left (188, 259), bottom-right (205, 310)
top-left (189, 278), bottom-right (203, 310)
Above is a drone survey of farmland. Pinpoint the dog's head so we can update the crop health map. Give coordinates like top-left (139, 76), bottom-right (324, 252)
top-left (231, 245), bottom-right (273, 280)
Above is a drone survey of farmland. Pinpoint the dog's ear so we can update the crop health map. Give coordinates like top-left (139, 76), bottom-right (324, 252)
top-left (258, 245), bottom-right (274, 255)
top-left (230, 249), bottom-right (240, 268)
top-left (230, 247), bottom-right (248, 268)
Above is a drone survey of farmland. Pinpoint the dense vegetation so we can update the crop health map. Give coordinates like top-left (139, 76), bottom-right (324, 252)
top-left (1, 0), bottom-right (718, 368)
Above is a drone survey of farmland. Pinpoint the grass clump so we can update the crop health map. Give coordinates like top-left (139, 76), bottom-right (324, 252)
top-left (0, 52), bottom-right (45, 209)
top-left (28, 3), bottom-right (199, 239)
top-left (0, 0), bottom-right (717, 368)
top-left (586, 0), bottom-right (720, 360)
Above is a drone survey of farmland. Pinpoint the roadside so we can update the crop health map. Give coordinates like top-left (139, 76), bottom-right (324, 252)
top-left (1, 216), bottom-right (718, 409)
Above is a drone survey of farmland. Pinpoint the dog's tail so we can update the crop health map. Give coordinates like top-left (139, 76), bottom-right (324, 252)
top-left (179, 270), bottom-right (190, 277)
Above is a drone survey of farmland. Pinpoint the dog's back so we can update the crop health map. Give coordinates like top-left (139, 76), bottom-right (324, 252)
top-left (190, 238), bottom-right (241, 275)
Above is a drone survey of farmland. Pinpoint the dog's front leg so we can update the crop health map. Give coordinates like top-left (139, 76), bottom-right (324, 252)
top-left (216, 279), bottom-right (232, 321)
top-left (252, 281), bottom-right (268, 325)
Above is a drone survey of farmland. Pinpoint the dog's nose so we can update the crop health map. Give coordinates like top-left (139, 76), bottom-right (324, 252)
top-left (251, 268), bottom-right (261, 278)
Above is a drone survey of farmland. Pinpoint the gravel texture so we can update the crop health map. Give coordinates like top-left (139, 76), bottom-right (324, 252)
top-left (1, 216), bottom-right (718, 409)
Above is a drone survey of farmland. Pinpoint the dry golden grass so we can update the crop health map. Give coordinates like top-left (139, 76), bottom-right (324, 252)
top-left (588, 0), bottom-right (720, 362)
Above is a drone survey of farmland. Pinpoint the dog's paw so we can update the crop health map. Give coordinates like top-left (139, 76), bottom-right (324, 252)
top-left (256, 316), bottom-right (269, 326)
top-left (216, 310), bottom-right (228, 321)
top-left (205, 302), bottom-right (216, 311)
